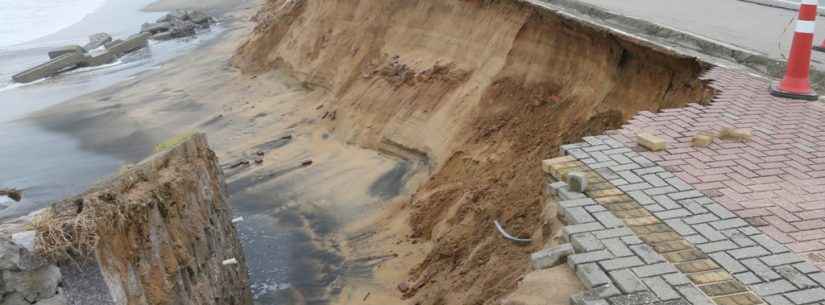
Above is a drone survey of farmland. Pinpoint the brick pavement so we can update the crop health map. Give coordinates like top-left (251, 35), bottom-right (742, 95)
top-left (600, 68), bottom-right (825, 269)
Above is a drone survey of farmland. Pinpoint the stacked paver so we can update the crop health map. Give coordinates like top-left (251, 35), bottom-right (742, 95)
top-left (540, 67), bottom-right (825, 305)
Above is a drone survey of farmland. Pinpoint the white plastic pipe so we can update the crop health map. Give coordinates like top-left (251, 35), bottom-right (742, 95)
top-left (222, 258), bottom-right (238, 266)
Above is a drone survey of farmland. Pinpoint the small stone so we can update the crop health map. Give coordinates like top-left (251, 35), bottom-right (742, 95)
top-left (254, 158), bottom-right (263, 164)
top-left (719, 128), bottom-right (752, 142)
top-left (636, 133), bottom-right (667, 152)
top-left (398, 282), bottom-right (410, 293)
top-left (692, 134), bottom-right (714, 147)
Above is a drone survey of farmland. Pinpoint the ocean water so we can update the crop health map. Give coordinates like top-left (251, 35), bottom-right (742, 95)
top-left (0, 0), bottom-right (107, 48)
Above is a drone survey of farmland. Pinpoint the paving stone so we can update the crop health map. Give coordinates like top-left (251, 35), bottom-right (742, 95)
top-left (697, 240), bottom-right (739, 253)
top-left (727, 231), bottom-right (757, 247)
top-left (700, 280), bottom-right (748, 296)
top-left (694, 223), bottom-right (727, 242)
top-left (712, 293), bottom-right (762, 305)
top-left (763, 295), bottom-right (794, 305)
top-left (586, 205), bottom-right (608, 213)
top-left (531, 243), bottom-right (575, 269)
top-left (709, 252), bottom-right (748, 274)
top-left (653, 195), bottom-right (681, 210)
top-left (760, 253), bottom-right (805, 267)
top-left (807, 272), bottom-right (825, 287)
top-left (633, 263), bottom-right (679, 278)
top-left (751, 280), bottom-right (796, 296)
top-left (630, 244), bottom-right (665, 264)
top-left (728, 246), bottom-right (771, 260)
top-left (652, 240), bottom-right (693, 253)
top-left (684, 234), bottom-right (709, 245)
top-left (793, 262), bottom-right (820, 274)
top-left (615, 209), bottom-right (654, 219)
top-left (630, 224), bottom-right (672, 235)
top-left (624, 217), bottom-right (661, 226)
top-left (570, 293), bottom-right (611, 305)
top-left (564, 206), bottom-right (598, 225)
top-left (622, 235), bottom-right (644, 245)
top-left (572, 233), bottom-right (606, 253)
top-left (663, 273), bottom-right (691, 286)
top-left (775, 266), bottom-right (818, 289)
top-left (641, 232), bottom-right (683, 244)
top-left (742, 258), bottom-right (782, 281)
top-left (627, 191), bottom-right (656, 205)
top-left (564, 222), bottom-right (607, 238)
top-left (600, 256), bottom-right (645, 271)
top-left (569, 250), bottom-right (615, 270)
top-left (594, 212), bottom-right (625, 229)
top-left (594, 228), bottom-right (635, 240)
top-left (664, 219), bottom-right (696, 236)
top-left (676, 285), bottom-right (715, 305)
top-left (710, 219), bottom-right (749, 231)
top-left (663, 248), bottom-right (707, 263)
top-left (655, 209), bottom-right (693, 220)
top-left (652, 299), bottom-right (691, 305)
top-left (643, 277), bottom-right (681, 300)
top-left (751, 234), bottom-right (790, 254)
top-left (705, 203), bottom-right (737, 219)
top-left (603, 238), bottom-right (634, 257)
top-left (668, 191), bottom-right (704, 201)
top-left (739, 227), bottom-right (761, 236)
top-left (608, 291), bottom-right (660, 305)
top-left (637, 133), bottom-right (667, 152)
top-left (609, 269), bottom-right (647, 294)
top-left (680, 199), bottom-right (709, 215)
top-left (683, 213), bottom-right (720, 225)
top-left (688, 270), bottom-right (732, 285)
top-left (578, 263), bottom-right (613, 289)
top-left (568, 172), bottom-right (590, 193)
top-left (734, 272), bottom-right (762, 285)
top-left (784, 288), bottom-right (825, 305)
top-left (675, 259), bottom-right (719, 273)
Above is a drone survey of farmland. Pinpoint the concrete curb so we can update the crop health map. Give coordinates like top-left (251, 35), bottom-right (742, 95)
top-left (520, 0), bottom-right (825, 90)
top-left (737, 0), bottom-right (825, 16)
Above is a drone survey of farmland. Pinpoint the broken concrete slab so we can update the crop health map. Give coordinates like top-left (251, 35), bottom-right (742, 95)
top-left (104, 39), bottom-right (123, 50)
top-left (105, 33), bottom-right (149, 57)
top-left (83, 33), bottom-right (112, 51)
top-left (79, 51), bottom-right (117, 67)
top-left (140, 21), bottom-right (172, 34)
top-left (12, 52), bottom-right (85, 83)
top-left (47, 45), bottom-right (86, 59)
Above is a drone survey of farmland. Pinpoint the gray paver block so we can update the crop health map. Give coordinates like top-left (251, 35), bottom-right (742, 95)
top-left (710, 218), bottom-right (748, 230)
top-left (608, 291), bottom-right (659, 305)
top-left (734, 272), bottom-right (763, 285)
top-left (565, 206), bottom-right (598, 225)
top-left (794, 262), bottom-right (820, 274)
top-left (628, 191), bottom-right (656, 205)
top-left (569, 250), bottom-right (615, 270)
top-left (709, 252), bottom-right (747, 274)
top-left (630, 244), bottom-right (664, 264)
top-left (587, 205), bottom-right (608, 213)
top-left (655, 209), bottom-right (692, 220)
top-left (694, 223), bottom-right (727, 242)
top-left (743, 258), bottom-right (782, 281)
top-left (653, 299), bottom-right (691, 305)
top-left (763, 295), bottom-right (794, 305)
top-left (603, 238), bottom-right (634, 257)
top-left (643, 277), bottom-right (680, 300)
top-left (752, 280), bottom-right (796, 296)
top-left (776, 266), bottom-right (818, 289)
top-left (727, 231), bottom-right (757, 247)
top-left (705, 203), bottom-right (736, 219)
top-left (578, 263), bottom-right (613, 289)
top-left (684, 235), bottom-right (708, 245)
top-left (560, 198), bottom-right (598, 208)
top-left (697, 240), bottom-right (739, 253)
top-left (571, 294), bottom-right (610, 305)
top-left (595, 228), bottom-right (635, 240)
top-left (684, 213), bottom-right (720, 225)
top-left (752, 234), bottom-right (791, 254)
top-left (653, 195), bottom-right (680, 210)
top-left (680, 199), bottom-right (708, 214)
top-left (728, 246), bottom-right (771, 259)
top-left (663, 273), bottom-right (691, 286)
top-left (785, 288), bottom-right (825, 304)
top-left (569, 172), bottom-right (589, 193)
top-left (594, 212), bottom-right (625, 229)
top-left (622, 236), bottom-right (644, 245)
top-left (668, 191), bottom-right (704, 201)
top-left (676, 285), bottom-right (714, 305)
top-left (808, 272), bottom-right (825, 287)
top-left (531, 243), bottom-right (575, 270)
top-left (609, 269), bottom-right (647, 294)
top-left (665, 178), bottom-right (692, 192)
top-left (600, 256), bottom-right (645, 271)
top-left (633, 263), bottom-right (678, 278)
top-left (572, 233), bottom-right (606, 253)
top-left (761, 253), bottom-right (805, 267)
top-left (561, 189), bottom-right (589, 200)
top-left (564, 222), bottom-right (606, 238)
top-left (664, 219), bottom-right (696, 236)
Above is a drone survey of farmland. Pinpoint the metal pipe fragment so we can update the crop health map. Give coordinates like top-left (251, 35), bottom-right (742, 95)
top-left (494, 220), bottom-right (532, 243)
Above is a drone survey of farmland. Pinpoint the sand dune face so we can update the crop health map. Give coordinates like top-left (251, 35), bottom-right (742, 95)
top-left (233, 0), bottom-right (713, 304)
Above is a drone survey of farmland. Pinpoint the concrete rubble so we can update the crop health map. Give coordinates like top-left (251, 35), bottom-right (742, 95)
top-left (11, 9), bottom-right (215, 84)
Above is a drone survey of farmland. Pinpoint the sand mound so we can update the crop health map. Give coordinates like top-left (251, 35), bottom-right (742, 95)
top-left (233, 0), bottom-right (713, 304)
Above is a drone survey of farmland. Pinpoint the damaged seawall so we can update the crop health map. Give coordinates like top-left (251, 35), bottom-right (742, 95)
top-left (8, 133), bottom-right (253, 305)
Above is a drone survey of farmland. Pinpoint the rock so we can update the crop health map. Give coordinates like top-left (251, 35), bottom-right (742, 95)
top-left (188, 10), bottom-right (212, 25)
top-left (636, 132), bottom-right (667, 152)
top-left (103, 39), bottom-right (123, 50)
top-left (34, 293), bottom-right (67, 305)
top-left (140, 22), bottom-right (171, 34)
top-left (397, 282), bottom-right (410, 293)
top-left (152, 31), bottom-right (175, 41)
top-left (256, 151), bottom-right (265, 156)
top-left (169, 19), bottom-right (198, 38)
top-left (0, 189), bottom-right (21, 202)
top-left (106, 33), bottom-right (149, 57)
top-left (254, 158), bottom-right (263, 164)
top-left (301, 160), bottom-right (313, 167)
top-left (12, 52), bottom-right (85, 83)
top-left (47, 45), bottom-right (86, 60)
top-left (3, 265), bottom-right (61, 301)
top-left (692, 133), bottom-right (714, 147)
top-left (719, 128), bottom-right (752, 142)
top-left (10, 231), bottom-right (34, 252)
top-left (83, 33), bottom-right (112, 51)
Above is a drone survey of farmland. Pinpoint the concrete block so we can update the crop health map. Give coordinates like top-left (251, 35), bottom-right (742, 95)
top-left (107, 33), bottom-right (149, 57)
top-left (719, 128), bottom-right (752, 142)
top-left (599, 256), bottom-right (644, 271)
top-left (785, 288), bottom-right (825, 304)
top-left (568, 171), bottom-right (589, 192)
top-left (592, 212), bottom-right (624, 229)
top-left (570, 293), bottom-right (610, 305)
top-left (751, 234), bottom-right (790, 254)
top-left (636, 133), bottom-right (667, 152)
top-left (577, 263), bottom-right (612, 289)
top-left (609, 269), bottom-right (647, 293)
top-left (662, 273), bottom-right (691, 286)
top-left (775, 266), bottom-right (817, 289)
top-left (676, 285), bottom-right (715, 305)
top-left (728, 246), bottom-right (770, 260)
top-left (742, 258), bottom-right (781, 281)
top-left (760, 253), bottom-right (805, 267)
top-left (48, 45), bottom-right (86, 59)
top-left (560, 188), bottom-right (589, 200)
top-left (84, 33), bottom-right (112, 51)
top-left (630, 244), bottom-right (664, 264)
top-left (752, 280), bottom-right (796, 296)
top-left (692, 133), bottom-right (714, 147)
top-left (563, 222), bottom-right (605, 239)
top-left (633, 263), bottom-right (678, 278)
top-left (531, 244), bottom-right (574, 270)
top-left (594, 227), bottom-right (634, 240)
top-left (542, 156), bottom-right (576, 174)
top-left (568, 250), bottom-right (614, 270)
top-left (643, 277), bottom-right (680, 300)
top-left (608, 291), bottom-right (659, 305)
top-left (734, 272), bottom-right (762, 285)
top-left (563, 206), bottom-right (597, 225)
top-left (708, 252), bottom-right (747, 273)
top-left (602, 238), bottom-right (633, 257)
top-left (12, 52), bottom-right (85, 83)
top-left (571, 233), bottom-right (605, 253)
top-left (793, 262), bottom-right (820, 274)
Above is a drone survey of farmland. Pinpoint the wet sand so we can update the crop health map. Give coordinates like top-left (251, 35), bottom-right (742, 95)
top-left (26, 0), bottom-right (422, 303)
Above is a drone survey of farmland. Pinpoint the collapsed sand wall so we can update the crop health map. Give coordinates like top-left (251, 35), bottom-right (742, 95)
top-left (233, 0), bottom-right (714, 304)
top-left (31, 133), bottom-right (252, 305)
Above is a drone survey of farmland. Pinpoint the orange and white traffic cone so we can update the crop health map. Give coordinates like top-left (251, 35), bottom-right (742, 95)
top-left (772, 0), bottom-right (819, 101)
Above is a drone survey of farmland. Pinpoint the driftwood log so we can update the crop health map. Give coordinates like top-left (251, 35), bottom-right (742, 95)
top-left (0, 188), bottom-right (21, 202)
